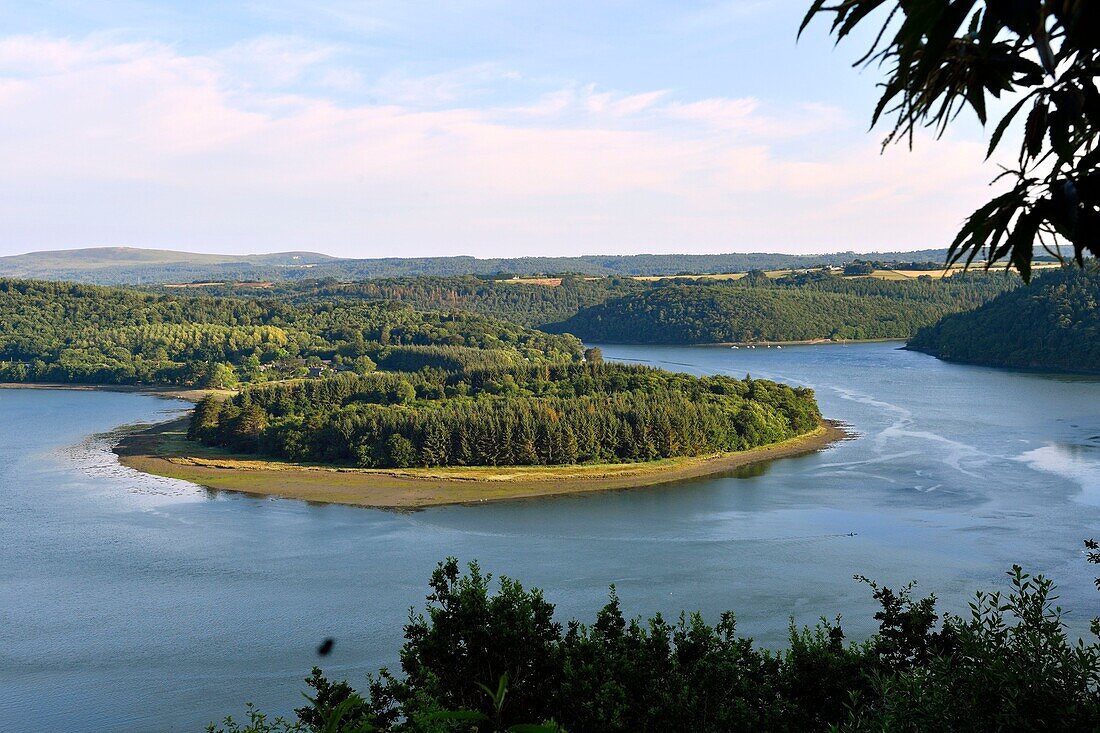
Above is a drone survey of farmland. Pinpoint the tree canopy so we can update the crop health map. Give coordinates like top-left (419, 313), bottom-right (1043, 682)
top-left (208, 559), bottom-right (1100, 733)
top-left (0, 279), bottom-right (582, 386)
top-left (548, 273), bottom-right (1014, 344)
top-left (907, 265), bottom-right (1100, 371)
top-left (191, 363), bottom-right (821, 468)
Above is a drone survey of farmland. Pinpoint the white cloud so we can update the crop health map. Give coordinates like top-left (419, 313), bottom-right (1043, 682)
top-left (369, 63), bottom-right (521, 107)
top-left (215, 35), bottom-right (342, 88)
top-left (0, 35), bottom-right (997, 256)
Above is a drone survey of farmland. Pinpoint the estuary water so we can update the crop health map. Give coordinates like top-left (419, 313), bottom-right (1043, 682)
top-left (3, 342), bottom-right (1100, 733)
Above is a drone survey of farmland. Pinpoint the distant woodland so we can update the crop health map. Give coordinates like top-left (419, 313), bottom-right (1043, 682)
top-left (181, 270), bottom-right (1017, 342)
top-left (907, 267), bottom-right (1100, 373)
top-left (0, 246), bottom-right (953, 284)
top-left (545, 273), bottom-right (1016, 343)
top-left (0, 279), bottom-right (582, 386)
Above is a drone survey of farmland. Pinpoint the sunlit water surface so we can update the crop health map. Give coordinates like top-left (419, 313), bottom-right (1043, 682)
top-left (2, 343), bottom-right (1099, 732)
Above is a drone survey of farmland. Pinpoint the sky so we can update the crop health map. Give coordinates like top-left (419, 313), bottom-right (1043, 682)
top-left (0, 1), bottom-right (1003, 258)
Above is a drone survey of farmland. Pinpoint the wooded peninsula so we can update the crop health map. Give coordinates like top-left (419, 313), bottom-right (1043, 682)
top-left (0, 277), bottom-right (844, 502)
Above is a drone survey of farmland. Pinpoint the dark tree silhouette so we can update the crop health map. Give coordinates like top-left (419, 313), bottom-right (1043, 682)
top-left (801, 1), bottom-right (1099, 279)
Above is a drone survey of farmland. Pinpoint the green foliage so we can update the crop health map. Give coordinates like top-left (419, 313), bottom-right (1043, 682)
top-left (801, 1), bottom-right (1100, 278)
top-left (191, 363), bottom-right (821, 468)
top-left (186, 271), bottom-right (1013, 344)
top-left (838, 566), bottom-right (1100, 732)
top-left (267, 276), bottom-right (647, 328)
top-left (908, 266), bottom-right (1100, 371)
top-left (219, 558), bottom-right (1100, 732)
top-left (206, 703), bottom-right (304, 733)
top-left (549, 274), bottom-right (1014, 344)
top-left (843, 261), bottom-right (875, 276)
top-left (397, 560), bottom-right (562, 724)
top-left (0, 279), bottom-right (582, 386)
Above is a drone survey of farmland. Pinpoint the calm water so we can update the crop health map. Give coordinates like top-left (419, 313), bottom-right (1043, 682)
top-left (3, 343), bottom-right (1100, 733)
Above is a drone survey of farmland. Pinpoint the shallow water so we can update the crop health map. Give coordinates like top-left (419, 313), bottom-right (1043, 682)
top-left (2, 343), bottom-right (1099, 732)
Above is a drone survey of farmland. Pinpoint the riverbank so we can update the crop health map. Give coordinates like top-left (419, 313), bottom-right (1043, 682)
top-left (114, 417), bottom-right (851, 509)
top-left (711, 338), bottom-right (907, 348)
top-left (0, 382), bottom-right (225, 402)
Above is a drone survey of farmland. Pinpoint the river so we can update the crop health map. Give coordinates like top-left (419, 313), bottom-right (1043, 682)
top-left (2, 342), bottom-right (1099, 732)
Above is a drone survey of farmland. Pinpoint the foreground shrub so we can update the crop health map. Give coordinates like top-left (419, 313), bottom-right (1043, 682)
top-left (210, 559), bottom-right (1100, 732)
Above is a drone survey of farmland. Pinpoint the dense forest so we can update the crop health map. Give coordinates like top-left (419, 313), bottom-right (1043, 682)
top-left (547, 273), bottom-right (1016, 344)
top-left (0, 279), bottom-right (582, 386)
top-left (907, 267), bottom-right (1100, 372)
top-left (195, 275), bottom-right (649, 328)
top-left (190, 363), bottom-right (820, 468)
top-left (180, 270), bottom-right (1016, 339)
top-left (209, 558), bottom-right (1100, 733)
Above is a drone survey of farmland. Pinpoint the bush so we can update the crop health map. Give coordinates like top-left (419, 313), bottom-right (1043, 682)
top-left (214, 559), bottom-right (1100, 732)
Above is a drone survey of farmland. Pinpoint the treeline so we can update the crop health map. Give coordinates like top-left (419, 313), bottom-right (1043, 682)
top-left (190, 363), bottom-right (820, 467)
top-left (0, 279), bottom-right (582, 386)
top-left (209, 558), bottom-right (1100, 733)
top-left (202, 275), bottom-right (648, 328)
top-left (547, 273), bottom-right (1017, 344)
top-left (907, 267), bottom-right (1100, 372)
top-left (183, 270), bottom-right (1013, 339)
top-left (2, 246), bottom-right (952, 284)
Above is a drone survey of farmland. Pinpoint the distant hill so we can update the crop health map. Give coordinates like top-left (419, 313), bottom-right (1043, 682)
top-left (0, 247), bottom-right (334, 280)
top-left (907, 267), bottom-right (1100, 373)
top-left (0, 246), bottom-right (952, 284)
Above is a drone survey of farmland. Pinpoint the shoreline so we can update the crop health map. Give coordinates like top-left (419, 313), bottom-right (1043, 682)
top-left (0, 382), bottom-right (221, 402)
top-left (710, 337), bottom-right (906, 348)
top-left (575, 338), bottom-right (908, 348)
top-left (113, 417), bottom-right (852, 510)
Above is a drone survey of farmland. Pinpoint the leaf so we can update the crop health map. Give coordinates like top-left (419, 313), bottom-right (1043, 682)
top-left (1033, 25), bottom-right (1056, 76)
top-left (966, 80), bottom-right (988, 124)
top-left (1050, 179), bottom-right (1080, 236)
top-left (1007, 206), bottom-right (1043, 282)
top-left (1023, 100), bottom-right (1048, 159)
top-left (797, 0), bottom-right (829, 39)
top-left (835, 0), bottom-right (892, 41)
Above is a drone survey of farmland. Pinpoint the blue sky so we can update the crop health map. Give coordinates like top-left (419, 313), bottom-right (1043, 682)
top-left (0, 1), bottom-right (1000, 258)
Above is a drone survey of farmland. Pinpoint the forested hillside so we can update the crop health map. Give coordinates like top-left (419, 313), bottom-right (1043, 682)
top-left (907, 267), bottom-right (1100, 372)
top-left (547, 274), bottom-right (1015, 344)
top-left (0, 279), bottom-right (582, 386)
top-left (181, 270), bottom-right (1014, 339)
top-left (190, 363), bottom-right (820, 468)
top-left (204, 275), bottom-right (648, 328)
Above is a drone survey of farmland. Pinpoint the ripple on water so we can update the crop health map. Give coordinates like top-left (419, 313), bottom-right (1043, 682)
top-left (55, 422), bottom-right (208, 507)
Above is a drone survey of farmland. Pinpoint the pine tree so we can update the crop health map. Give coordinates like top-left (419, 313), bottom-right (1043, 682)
top-left (420, 417), bottom-right (450, 467)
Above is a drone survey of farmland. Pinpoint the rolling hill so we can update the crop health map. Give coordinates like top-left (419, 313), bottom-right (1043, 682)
top-left (0, 246), bottom-right (953, 284)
